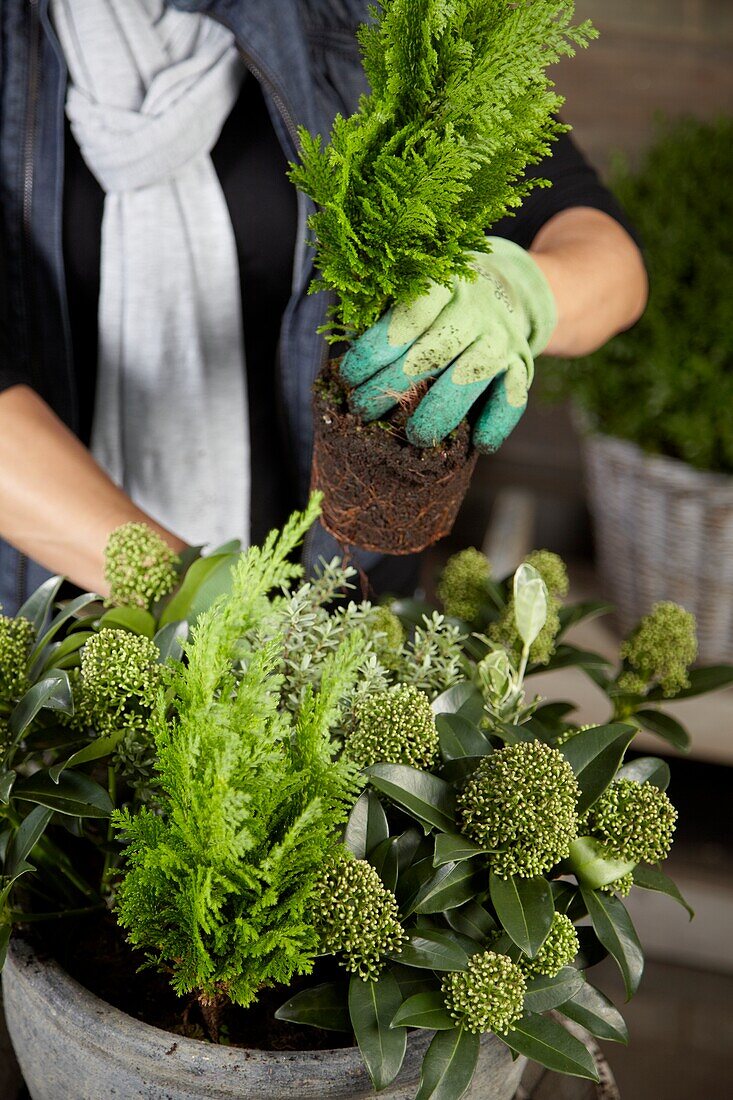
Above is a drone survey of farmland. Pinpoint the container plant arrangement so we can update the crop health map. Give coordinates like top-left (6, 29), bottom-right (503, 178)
top-left (548, 116), bottom-right (733, 661)
top-left (290, 0), bottom-right (596, 553)
top-left (4, 504), bottom-right (732, 1098)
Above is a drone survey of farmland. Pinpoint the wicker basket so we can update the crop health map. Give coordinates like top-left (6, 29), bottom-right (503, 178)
top-left (582, 432), bottom-right (733, 663)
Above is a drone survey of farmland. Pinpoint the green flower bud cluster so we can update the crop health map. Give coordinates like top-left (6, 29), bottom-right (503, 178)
top-left (490, 550), bottom-right (569, 666)
top-left (521, 913), bottom-right (579, 979)
top-left (346, 685), bottom-right (439, 770)
top-left (600, 872), bottom-right (634, 898)
top-left (437, 548), bottom-right (492, 623)
top-left (367, 607), bottom-right (405, 671)
top-left (442, 950), bottom-right (526, 1035)
top-left (79, 628), bottom-right (161, 733)
top-left (458, 740), bottom-right (579, 878)
top-left (104, 523), bottom-right (180, 610)
top-left (0, 614), bottom-right (35, 701)
top-left (312, 852), bottom-right (406, 980)
top-left (618, 602), bottom-right (697, 698)
top-left (582, 779), bottom-right (677, 865)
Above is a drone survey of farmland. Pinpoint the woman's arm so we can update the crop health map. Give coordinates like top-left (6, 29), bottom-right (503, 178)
top-left (530, 206), bottom-right (648, 358)
top-left (0, 385), bottom-right (186, 595)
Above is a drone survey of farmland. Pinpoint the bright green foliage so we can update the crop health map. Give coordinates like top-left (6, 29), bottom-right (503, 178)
top-left (442, 950), bottom-right (526, 1034)
top-left (311, 850), bottom-right (406, 980)
top-left (346, 684), bottom-right (439, 769)
top-left (369, 606), bottom-right (406, 671)
top-left (582, 779), bottom-right (677, 865)
top-left (547, 117), bottom-right (733, 473)
top-left (521, 913), bottom-right (579, 979)
top-left (290, 0), bottom-right (596, 337)
top-left (491, 550), bottom-right (568, 665)
top-left (0, 615), bottom-right (34, 701)
top-left (113, 502), bottom-right (362, 1007)
top-left (437, 548), bottom-right (492, 622)
top-left (458, 740), bottom-right (579, 878)
top-left (104, 523), bottom-right (180, 610)
top-left (618, 602), bottom-right (697, 698)
top-left (600, 871), bottom-right (633, 898)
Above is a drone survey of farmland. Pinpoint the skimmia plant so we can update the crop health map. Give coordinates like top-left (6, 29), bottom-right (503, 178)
top-left (290, 0), bottom-right (597, 338)
top-left (2, 505), bottom-right (733, 1098)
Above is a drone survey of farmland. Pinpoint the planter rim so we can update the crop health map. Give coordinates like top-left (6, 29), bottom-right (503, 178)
top-left (581, 428), bottom-right (733, 499)
top-left (5, 935), bottom-right (403, 1069)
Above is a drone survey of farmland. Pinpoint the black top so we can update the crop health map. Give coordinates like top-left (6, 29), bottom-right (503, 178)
top-left (62, 72), bottom-right (635, 542)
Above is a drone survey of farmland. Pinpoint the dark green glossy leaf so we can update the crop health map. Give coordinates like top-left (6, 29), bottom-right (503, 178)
top-left (632, 864), bottom-right (694, 918)
top-left (13, 771), bottom-right (112, 818)
top-left (391, 991), bottom-right (454, 1031)
top-left (575, 925), bottom-right (608, 970)
top-left (275, 982), bottom-right (350, 1032)
top-left (49, 728), bottom-right (126, 784)
top-left (390, 597), bottom-right (435, 627)
top-left (433, 832), bottom-right (486, 867)
top-left (636, 710), bottom-right (690, 752)
top-left (395, 828), bottom-right (424, 874)
top-left (411, 862), bottom-right (477, 915)
top-left (28, 594), bottom-right (100, 675)
top-left (153, 620), bottom-right (188, 663)
top-left (558, 601), bottom-right (613, 635)
top-left (9, 671), bottom-right (74, 741)
top-left (551, 881), bottom-right (577, 915)
top-left (390, 965), bottom-right (438, 1002)
top-left (617, 756), bottom-right (670, 790)
top-left (558, 981), bottom-right (629, 1044)
top-left (4, 806), bottom-right (53, 878)
top-left (436, 713), bottom-right (492, 762)
top-left (17, 576), bottom-right (63, 634)
top-left (560, 723), bottom-right (637, 812)
top-left (97, 605), bottom-right (156, 638)
top-left (523, 967), bottom-right (585, 1014)
top-left (444, 900), bottom-right (496, 942)
top-left (344, 789), bottom-right (389, 859)
top-left (40, 631), bottom-right (93, 673)
top-left (390, 929), bottom-right (469, 972)
top-left (416, 1027), bottom-right (480, 1100)
top-left (580, 885), bottom-right (644, 999)
top-left (158, 553), bottom-right (237, 627)
top-left (431, 682), bottom-right (484, 724)
top-left (0, 773), bottom-right (15, 805)
top-left (368, 837), bottom-right (400, 892)
top-left (0, 921), bottom-right (10, 969)
top-left (647, 664), bottom-right (733, 701)
top-left (489, 872), bottom-right (554, 956)
top-left (530, 701), bottom-right (577, 726)
top-left (540, 644), bottom-right (612, 682)
top-left (501, 1013), bottom-right (599, 1081)
top-left (349, 971), bottom-right (406, 1091)
top-left (365, 765), bottom-right (455, 833)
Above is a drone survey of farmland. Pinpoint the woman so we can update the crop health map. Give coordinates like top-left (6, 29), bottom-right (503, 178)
top-left (0, 0), bottom-right (647, 613)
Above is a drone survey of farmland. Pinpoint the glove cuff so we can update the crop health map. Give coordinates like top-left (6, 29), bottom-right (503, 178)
top-left (484, 236), bottom-right (558, 355)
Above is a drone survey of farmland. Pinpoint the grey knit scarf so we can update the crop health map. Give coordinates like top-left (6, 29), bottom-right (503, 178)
top-left (52, 0), bottom-right (250, 548)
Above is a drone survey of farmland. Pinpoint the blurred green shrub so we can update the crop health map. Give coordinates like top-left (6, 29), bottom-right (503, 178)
top-left (545, 117), bottom-right (733, 473)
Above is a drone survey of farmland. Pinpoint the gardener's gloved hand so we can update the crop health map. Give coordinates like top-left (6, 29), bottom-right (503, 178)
top-left (340, 237), bottom-right (557, 452)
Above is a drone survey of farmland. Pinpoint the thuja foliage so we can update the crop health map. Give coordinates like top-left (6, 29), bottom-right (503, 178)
top-left (547, 116), bottom-right (733, 472)
top-left (113, 503), bottom-right (364, 1008)
top-left (290, 0), bottom-right (596, 337)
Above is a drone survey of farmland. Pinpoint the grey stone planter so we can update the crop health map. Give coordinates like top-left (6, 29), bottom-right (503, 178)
top-left (4, 938), bottom-right (525, 1100)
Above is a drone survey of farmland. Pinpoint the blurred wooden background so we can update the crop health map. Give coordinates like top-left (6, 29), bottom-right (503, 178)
top-left (458, 0), bottom-right (733, 555)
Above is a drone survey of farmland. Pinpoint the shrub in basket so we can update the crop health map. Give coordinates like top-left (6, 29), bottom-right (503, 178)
top-left (290, 0), bottom-right (596, 553)
top-left (546, 116), bottom-right (733, 658)
top-left (3, 509), bottom-right (732, 1098)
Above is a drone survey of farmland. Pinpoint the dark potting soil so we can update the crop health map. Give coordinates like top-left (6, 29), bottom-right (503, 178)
top-left (312, 361), bottom-right (477, 555)
top-left (37, 912), bottom-right (355, 1052)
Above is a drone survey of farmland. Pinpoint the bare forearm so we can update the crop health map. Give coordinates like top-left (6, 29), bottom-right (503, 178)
top-left (0, 385), bottom-right (186, 594)
top-left (530, 207), bottom-right (648, 358)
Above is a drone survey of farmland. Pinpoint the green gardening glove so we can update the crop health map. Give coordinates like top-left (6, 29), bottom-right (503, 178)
top-left (340, 237), bottom-right (557, 452)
